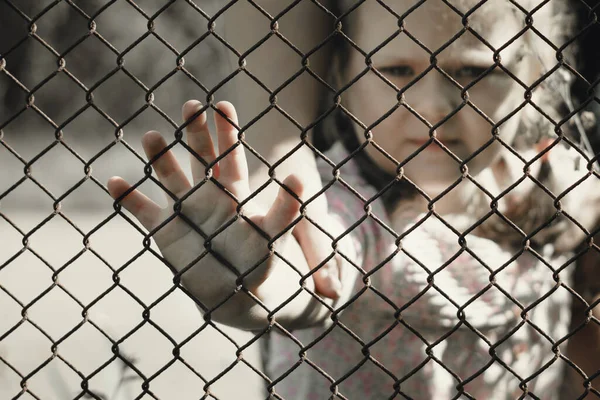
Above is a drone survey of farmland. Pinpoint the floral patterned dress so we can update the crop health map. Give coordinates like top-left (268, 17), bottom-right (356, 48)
top-left (265, 143), bottom-right (573, 399)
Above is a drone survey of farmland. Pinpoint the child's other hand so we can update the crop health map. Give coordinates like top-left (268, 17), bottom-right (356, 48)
top-left (107, 101), bottom-right (305, 322)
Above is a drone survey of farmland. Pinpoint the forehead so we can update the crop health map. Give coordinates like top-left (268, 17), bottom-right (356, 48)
top-left (347, 0), bottom-right (526, 61)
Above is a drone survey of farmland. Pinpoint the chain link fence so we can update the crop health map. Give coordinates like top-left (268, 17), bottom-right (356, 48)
top-left (1, 0), bottom-right (600, 398)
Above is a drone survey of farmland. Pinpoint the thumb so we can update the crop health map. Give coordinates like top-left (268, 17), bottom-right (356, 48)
top-left (262, 174), bottom-right (304, 239)
top-left (293, 215), bottom-right (342, 300)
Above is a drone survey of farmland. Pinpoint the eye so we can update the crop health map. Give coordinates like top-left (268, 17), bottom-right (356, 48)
top-left (453, 66), bottom-right (492, 80)
top-left (378, 65), bottom-right (415, 77)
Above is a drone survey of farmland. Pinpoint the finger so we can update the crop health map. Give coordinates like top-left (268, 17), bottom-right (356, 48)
top-left (142, 131), bottom-right (191, 199)
top-left (214, 101), bottom-right (249, 198)
top-left (182, 100), bottom-right (219, 183)
top-left (294, 219), bottom-right (342, 299)
top-left (107, 176), bottom-right (161, 231)
top-left (262, 175), bottom-right (304, 240)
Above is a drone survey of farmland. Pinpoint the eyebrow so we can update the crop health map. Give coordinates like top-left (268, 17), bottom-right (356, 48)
top-left (442, 47), bottom-right (527, 70)
top-left (455, 44), bottom-right (527, 64)
top-left (374, 54), bottom-right (494, 69)
top-left (373, 45), bottom-right (527, 70)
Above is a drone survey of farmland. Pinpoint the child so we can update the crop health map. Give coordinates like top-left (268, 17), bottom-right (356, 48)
top-left (108, 0), bottom-right (600, 397)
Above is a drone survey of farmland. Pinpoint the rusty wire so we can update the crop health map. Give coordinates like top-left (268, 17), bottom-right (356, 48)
top-left (1, 0), bottom-right (600, 399)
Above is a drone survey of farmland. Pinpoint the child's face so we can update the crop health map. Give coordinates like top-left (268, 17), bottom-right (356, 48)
top-left (344, 0), bottom-right (537, 194)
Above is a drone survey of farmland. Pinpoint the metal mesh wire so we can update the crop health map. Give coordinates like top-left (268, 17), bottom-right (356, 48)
top-left (1, 0), bottom-right (600, 398)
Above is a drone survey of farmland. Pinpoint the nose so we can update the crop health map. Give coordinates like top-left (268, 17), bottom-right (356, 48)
top-left (407, 69), bottom-right (460, 131)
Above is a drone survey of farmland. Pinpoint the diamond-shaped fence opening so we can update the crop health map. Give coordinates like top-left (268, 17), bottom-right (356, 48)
top-left (2, 0), bottom-right (600, 398)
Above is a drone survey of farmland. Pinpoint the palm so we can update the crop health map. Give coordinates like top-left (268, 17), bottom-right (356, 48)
top-left (107, 101), bottom-right (303, 311)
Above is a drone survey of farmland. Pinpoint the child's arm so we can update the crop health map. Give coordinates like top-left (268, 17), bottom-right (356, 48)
top-left (542, 145), bottom-right (600, 393)
top-left (107, 100), bottom-right (351, 331)
top-left (563, 231), bottom-right (600, 395)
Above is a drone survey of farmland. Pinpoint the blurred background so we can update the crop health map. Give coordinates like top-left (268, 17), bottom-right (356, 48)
top-left (0, 0), bottom-right (238, 211)
top-left (2, 0), bottom-right (600, 398)
top-left (0, 0), bottom-right (288, 398)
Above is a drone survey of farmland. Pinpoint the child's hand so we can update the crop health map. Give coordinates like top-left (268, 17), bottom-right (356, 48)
top-left (107, 101), bottom-right (306, 325)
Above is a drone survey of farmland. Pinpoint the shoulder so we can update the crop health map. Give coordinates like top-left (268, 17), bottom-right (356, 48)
top-left (317, 143), bottom-right (395, 263)
top-left (317, 143), bottom-right (383, 213)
